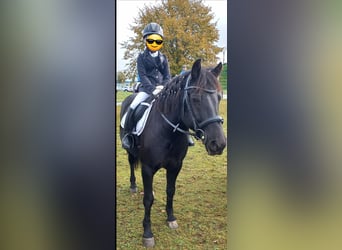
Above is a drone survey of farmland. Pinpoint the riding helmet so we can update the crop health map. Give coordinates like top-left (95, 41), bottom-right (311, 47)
top-left (142, 22), bottom-right (164, 38)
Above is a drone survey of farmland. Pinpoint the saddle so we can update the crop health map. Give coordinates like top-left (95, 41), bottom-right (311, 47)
top-left (121, 95), bottom-right (155, 136)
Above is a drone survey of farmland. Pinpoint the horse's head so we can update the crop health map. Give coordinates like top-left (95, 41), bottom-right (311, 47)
top-left (182, 59), bottom-right (226, 155)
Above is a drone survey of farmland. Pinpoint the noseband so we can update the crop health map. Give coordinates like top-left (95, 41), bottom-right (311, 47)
top-left (160, 74), bottom-right (223, 142)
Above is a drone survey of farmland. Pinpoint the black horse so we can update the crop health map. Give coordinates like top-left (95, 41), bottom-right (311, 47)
top-left (119, 59), bottom-right (226, 247)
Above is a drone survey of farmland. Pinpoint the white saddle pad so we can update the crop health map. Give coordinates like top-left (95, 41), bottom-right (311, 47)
top-left (120, 100), bottom-right (154, 136)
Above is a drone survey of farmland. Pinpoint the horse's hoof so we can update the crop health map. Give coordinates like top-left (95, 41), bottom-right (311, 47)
top-left (130, 187), bottom-right (138, 193)
top-left (142, 237), bottom-right (155, 248)
top-left (167, 220), bottom-right (178, 229)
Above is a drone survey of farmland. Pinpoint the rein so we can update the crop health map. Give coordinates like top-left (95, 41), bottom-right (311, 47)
top-left (160, 74), bottom-right (223, 142)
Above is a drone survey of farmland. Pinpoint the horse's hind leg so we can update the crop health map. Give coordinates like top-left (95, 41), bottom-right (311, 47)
top-left (166, 165), bottom-right (182, 229)
top-left (128, 153), bottom-right (138, 193)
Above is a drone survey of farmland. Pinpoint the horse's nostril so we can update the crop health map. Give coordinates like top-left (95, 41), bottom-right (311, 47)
top-left (210, 140), bottom-right (220, 151)
top-left (209, 139), bottom-right (226, 153)
top-left (210, 140), bottom-right (218, 149)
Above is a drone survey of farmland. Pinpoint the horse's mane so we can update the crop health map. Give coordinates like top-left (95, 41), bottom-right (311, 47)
top-left (155, 67), bottom-right (222, 115)
top-left (154, 73), bottom-right (186, 115)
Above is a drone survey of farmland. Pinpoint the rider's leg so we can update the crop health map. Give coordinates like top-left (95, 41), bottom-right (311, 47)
top-left (122, 107), bottom-right (135, 149)
top-left (130, 91), bottom-right (150, 109)
top-left (122, 92), bottom-right (150, 149)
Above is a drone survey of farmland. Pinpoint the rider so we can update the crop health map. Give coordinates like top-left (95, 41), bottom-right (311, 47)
top-left (121, 22), bottom-right (171, 149)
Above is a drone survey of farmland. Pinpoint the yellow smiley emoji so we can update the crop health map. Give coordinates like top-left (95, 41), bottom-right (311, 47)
top-left (146, 34), bottom-right (163, 52)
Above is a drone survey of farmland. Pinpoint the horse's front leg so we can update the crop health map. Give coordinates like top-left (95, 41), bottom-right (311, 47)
top-left (166, 165), bottom-right (182, 229)
top-left (141, 166), bottom-right (155, 248)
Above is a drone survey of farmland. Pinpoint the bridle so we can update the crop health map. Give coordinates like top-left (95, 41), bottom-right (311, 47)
top-left (160, 74), bottom-right (224, 142)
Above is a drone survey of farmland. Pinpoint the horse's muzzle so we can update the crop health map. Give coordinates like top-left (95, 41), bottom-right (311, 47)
top-left (205, 136), bottom-right (226, 155)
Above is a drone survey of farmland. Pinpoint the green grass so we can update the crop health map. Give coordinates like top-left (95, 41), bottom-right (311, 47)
top-left (116, 101), bottom-right (228, 249)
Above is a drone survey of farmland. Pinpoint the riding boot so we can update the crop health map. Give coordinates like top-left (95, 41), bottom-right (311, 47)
top-left (187, 134), bottom-right (195, 146)
top-left (122, 108), bottom-right (135, 149)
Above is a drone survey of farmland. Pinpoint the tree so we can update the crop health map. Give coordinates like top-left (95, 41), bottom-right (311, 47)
top-left (117, 71), bottom-right (126, 83)
top-left (120, 0), bottom-right (222, 79)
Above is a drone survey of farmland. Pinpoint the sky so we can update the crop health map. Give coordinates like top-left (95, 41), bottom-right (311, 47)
top-left (116, 0), bottom-right (227, 71)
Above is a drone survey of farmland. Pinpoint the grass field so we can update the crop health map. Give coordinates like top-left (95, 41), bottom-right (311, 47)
top-left (116, 91), bottom-right (132, 103)
top-left (116, 97), bottom-right (228, 249)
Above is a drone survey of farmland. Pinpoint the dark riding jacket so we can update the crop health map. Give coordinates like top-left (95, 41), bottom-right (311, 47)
top-left (137, 49), bottom-right (171, 94)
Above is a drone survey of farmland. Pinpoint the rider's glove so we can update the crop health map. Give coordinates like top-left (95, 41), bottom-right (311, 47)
top-left (152, 85), bottom-right (164, 96)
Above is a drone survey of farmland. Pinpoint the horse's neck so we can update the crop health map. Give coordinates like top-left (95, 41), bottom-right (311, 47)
top-left (152, 97), bottom-right (188, 134)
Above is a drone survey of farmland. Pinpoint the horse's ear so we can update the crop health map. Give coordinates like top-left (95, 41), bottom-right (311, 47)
top-left (191, 59), bottom-right (202, 80)
top-left (211, 62), bottom-right (223, 78)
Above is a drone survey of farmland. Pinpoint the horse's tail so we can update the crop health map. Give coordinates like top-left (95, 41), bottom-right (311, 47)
top-left (128, 152), bottom-right (140, 169)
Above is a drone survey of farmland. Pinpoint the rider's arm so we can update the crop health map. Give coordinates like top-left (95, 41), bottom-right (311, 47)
top-left (137, 53), bottom-right (155, 94)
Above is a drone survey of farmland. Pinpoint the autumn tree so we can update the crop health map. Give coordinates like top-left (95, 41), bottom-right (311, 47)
top-left (120, 0), bottom-right (222, 80)
top-left (117, 71), bottom-right (126, 83)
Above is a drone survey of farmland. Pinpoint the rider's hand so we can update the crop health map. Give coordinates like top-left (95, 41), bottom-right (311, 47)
top-left (152, 85), bottom-right (164, 96)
